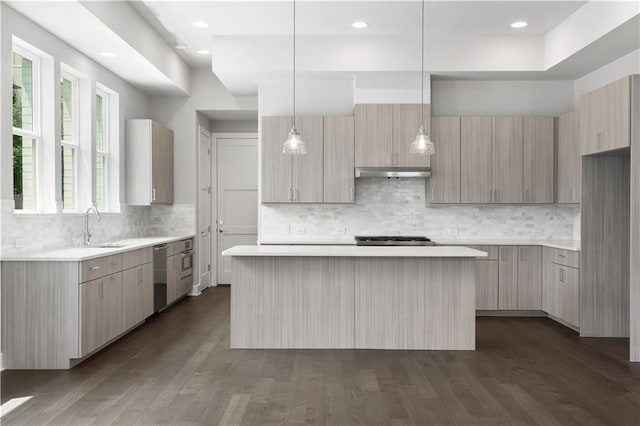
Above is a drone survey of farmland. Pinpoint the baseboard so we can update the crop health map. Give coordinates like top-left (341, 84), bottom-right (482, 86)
top-left (546, 313), bottom-right (580, 333)
top-left (476, 310), bottom-right (546, 317)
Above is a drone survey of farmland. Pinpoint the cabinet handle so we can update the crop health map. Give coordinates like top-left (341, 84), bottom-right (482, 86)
top-left (350, 187), bottom-right (354, 202)
top-left (293, 188), bottom-right (299, 202)
top-left (138, 268), bottom-right (143, 283)
top-left (525, 189), bottom-right (530, 203)
top-left (90, 265), bottom-right (100, 271)
top-left (559, 268), bottom-right (565, 283)
top-left (519, 247), bottom-right (526, 261)
top-left (287, 188), bottom-right (293, 202)
top-left (100, 281), bottom-right (104, 299)
top-left (569, 187), bottom-right (574, 202)
top-left (494, 189), bottom-right (498, 203)
top-left (152, 188), bottom-right (156, 201)
top-left (500, 247), bottom-right (507, 260)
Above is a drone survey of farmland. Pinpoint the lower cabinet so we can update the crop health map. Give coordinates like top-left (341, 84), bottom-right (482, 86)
top-left (542, 247), bottom-right (580, 328)
top-left (80, 272), bottom-right (124, 356)
top-left (517, 246), bottom-right (542, 310)
top-left (498, 246), bottom-right (519, 309)
top-left (123, 262), bottom-right (153, 330)
top-left (476, 260), bottom-right (498, 310)
top-left (167, 252), bottom-right (181, 304)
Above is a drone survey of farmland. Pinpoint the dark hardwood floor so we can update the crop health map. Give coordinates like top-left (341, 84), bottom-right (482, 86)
top-left (2, 286), bottom-right (639, 425)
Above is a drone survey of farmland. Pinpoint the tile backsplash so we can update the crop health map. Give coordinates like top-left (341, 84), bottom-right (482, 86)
top-left (261, 178), bottom-right (580, 242)
top-left (0, 200), bottom-right (196, 255)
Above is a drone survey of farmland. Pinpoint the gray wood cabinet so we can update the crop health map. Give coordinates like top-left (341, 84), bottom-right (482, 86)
top-left (167, 251), bottom-right (182, 304)
top-left (542, 247), bottom-right (579, 328)
top-left (261, 116), bottom-right (293, 203)
top-left (126, 119), bottom-right (174, 205)
top-left (430, 117), bottom-right (461, 203)
top-left (80, 272), bottom-right (123, 356)
top-left (355, 104), bottom-right (431, 167)
top-left (580, 76), bottom-right (631, 155)
top-left (355, 104), bottom-right (393, 167)
top-left (123, 262), bottom-right (153, 330)
top-left (523, 117), bottom-right (555, 203)
top-left (324, 116), bottom-right (355, 203)
top-left (498, 246), bottom-right (519, 309)
top-left (517, 246), bottom-right (542, 310)
top-left (292, 116), bottom-right (324, 202)
top-left (557, 110), bottom-right (581, 203)
top-left (492, 117), bottom-right (524, 203)
top-left (461, 117), bottom-right (493, 203)
top-left (393, 104), bottom-right (431, 167)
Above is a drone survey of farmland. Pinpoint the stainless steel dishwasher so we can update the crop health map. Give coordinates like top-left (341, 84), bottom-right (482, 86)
top-left (153, 244), bottom-right (168, 312)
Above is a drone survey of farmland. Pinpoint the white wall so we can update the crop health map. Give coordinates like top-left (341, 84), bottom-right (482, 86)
top-left (211, 120), bottom-right (258, 133)
top-left (574, 48), bottom-right (640, 104)
top-left (431, 80), bottom-right (575, 116)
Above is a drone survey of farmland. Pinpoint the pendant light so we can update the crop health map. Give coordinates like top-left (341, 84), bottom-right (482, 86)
top-left (282, 0), bottom-right (306, 155)
top-left (410, 0), bottom-right (435, 156)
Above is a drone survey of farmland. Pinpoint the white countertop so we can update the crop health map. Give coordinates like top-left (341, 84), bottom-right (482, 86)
top-left (0, 235), bottom-right (195, 262)
top-left (223, 245), bottom-right (487, 258)
top-left (259, 239), bottom-right (580, 251)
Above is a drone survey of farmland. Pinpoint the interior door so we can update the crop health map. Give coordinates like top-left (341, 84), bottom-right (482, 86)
top-left (198, 127), bottom-right (212, 291)
top-left (217, 137), bottom-right (258, 284)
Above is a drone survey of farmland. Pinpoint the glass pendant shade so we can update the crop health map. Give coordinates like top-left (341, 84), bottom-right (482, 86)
top-left (410, 125), bottom-right (435, 155)
top-left (282, 127), bottom-right (306, 155)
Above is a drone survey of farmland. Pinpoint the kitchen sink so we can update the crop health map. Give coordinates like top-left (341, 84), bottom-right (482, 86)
top-left (89, 243), bottom-right (127, 248)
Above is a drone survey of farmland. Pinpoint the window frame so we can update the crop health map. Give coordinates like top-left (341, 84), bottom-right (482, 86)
top-left (95, 87), bottom-right (110, 212)
top-left (60, 71), bottom-right (79, 212)
top-left (12, 43), bottom-right (42, 212)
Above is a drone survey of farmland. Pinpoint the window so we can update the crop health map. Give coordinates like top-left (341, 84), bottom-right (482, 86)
top-left (95, 89), bottom-right (108, 211)
top-left (60, 74), bottom-right (78, 210)
top-left (12, 47), bottom-right (40, 211)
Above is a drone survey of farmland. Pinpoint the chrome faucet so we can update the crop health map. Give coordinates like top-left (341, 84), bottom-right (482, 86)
top-left (84, 205), bottom-right (101, 246)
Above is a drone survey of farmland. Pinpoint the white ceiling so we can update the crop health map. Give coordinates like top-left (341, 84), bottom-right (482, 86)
top-left (137, 0), bottom-right (587, 67)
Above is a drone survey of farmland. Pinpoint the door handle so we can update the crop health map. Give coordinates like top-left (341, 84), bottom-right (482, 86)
top-left (152, 188), bottom-right (156, 201)
top-left (218, 228), bottom-right (224, 233)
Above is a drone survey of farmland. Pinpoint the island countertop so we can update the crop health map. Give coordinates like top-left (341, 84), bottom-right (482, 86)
top-left (222, 245), bottom-right (487, 257)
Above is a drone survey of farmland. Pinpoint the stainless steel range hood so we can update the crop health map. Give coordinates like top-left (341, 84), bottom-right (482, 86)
top-left (355, 167), bottom-right (431, 178)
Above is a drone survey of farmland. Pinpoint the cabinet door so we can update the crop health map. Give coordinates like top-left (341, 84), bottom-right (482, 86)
top-left (394, 104), bottom-right (431, 167)
top-left (605, 76), bottom-right (630, 151)
top-left (355, 104), bottom-right (393, 167)
top-left (292, 116), bottom-right (323, 203)
top-left (123, 267), bottom-right (142, 329)
top-left (498, 246), bottom-right (518, 309)
top-left (523, 117), bottom-right (555, 203)
top-left (151, 121), bottom-right (167, 203)
top-left (557, 110), bottom-right (581, 203)
top-left (542, 248), bottom-right (557, 316)
top-left (461, 117), bottom-right (492, 203)
top-left (167, 254), bottom-right (181, 304)
top-left (492, 117), bottom-right (523, 203)
top-left (324, 116), bottom-right (355, 203)
top-left (430, 117), bottom-right (461, 203)
top-left (517, 246), bottom-right (542, 310)
top-left (558, 265), bottom-right (580, 327)
top-left (141, 262), bottom-right (154, 319)
top-left (262, 116), bottom-right (293, 202)
top-left (80, 278), bottom-right (104, 356)
top-left (103, 272), bottom-right (123, 342)
top-left (580, 87), bottom-right (606, 155)
top-left (164, 127), bottom-right (174, 204)
top-left (475, 260), bottom-right (498, 310)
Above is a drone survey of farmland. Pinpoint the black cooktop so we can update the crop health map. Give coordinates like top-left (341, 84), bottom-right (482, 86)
top-left (355, 236), bottom-right (436, 246)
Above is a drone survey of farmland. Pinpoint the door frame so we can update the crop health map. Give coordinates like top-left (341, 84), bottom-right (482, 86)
top-left (195, 125), bottom-right (212, 295)
top-left (210, 132), bottom-right (258, 286)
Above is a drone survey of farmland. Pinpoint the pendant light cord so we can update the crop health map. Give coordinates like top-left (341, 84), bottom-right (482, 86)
top-left (421, 0), bottom-right (424, 128)
top-left (292, 0), bottom-right (296, 128)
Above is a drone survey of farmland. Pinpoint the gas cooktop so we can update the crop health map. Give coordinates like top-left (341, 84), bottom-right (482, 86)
top-left (354, 236), bottom-right (437, 246)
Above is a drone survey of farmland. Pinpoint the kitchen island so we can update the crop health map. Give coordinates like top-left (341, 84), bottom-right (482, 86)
top-left (222, 245), bottom-right (486, 350)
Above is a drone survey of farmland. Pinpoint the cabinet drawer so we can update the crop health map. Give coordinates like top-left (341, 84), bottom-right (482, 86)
top-left (551, 248), bottom-right (580, 268)
top-left (122, 248), bottom-right (153, 270)
top-left (79, 258), bottom-right (106, 283)
top-left (466, 245), bottom-right (499, 260)
top-left (180, 274), bottom-right (193, 296)
top-left (168, 239), bottom-right (194, 256)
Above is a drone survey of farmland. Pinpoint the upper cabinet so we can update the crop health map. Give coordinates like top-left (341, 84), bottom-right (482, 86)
top-left (262, 115), bottom-right (354, 204)
top-left (557, 110), bottom-right (581, 204)
top-left (461, 116), bottom-right (493, 203)
top-left (434, 115), bottom-right (555, 204)
top-left (324, 116), bottom-right (355, 203)
top-left (355, 104), bottom-right (431, 168)
top-left (580, 76), bottom-right (632, 155)
top-left (492, 117), bottom-right (524, 203)
top-left (523, 116), bottom-right (555, 204)
top-left (126, 120), bottom-right (174, 205)
top-left (430, 117), bottom-right (461, 203)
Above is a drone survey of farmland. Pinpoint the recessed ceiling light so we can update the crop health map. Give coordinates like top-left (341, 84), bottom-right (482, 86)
top-left (351, 21), bottom-right (368, 29)
top-left (175, 42), bottom-right (187, 50)
top-left (511, 21), bottom-right (528, 29)
top-left (100, 52), bottom-right (116, 58)
top-left (192, 21), bottom-right (209, 28)
top-left (196, 49), bottom-right (210, 55)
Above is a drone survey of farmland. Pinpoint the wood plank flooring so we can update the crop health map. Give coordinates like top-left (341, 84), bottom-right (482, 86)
top-left (2, 286), bottom-right (639, 425)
